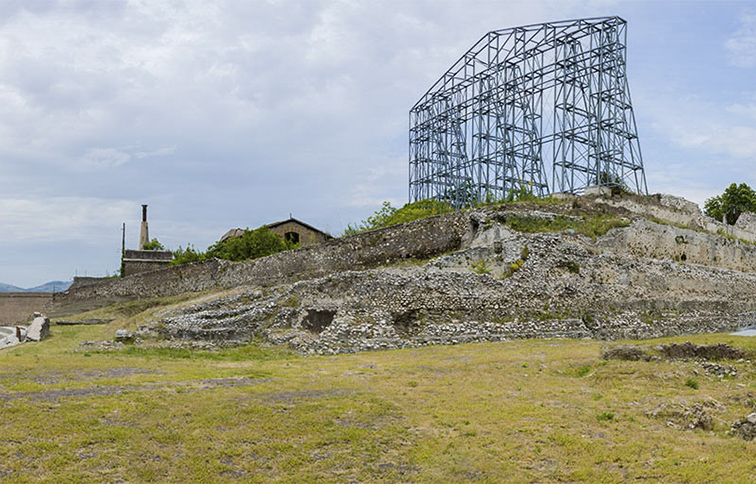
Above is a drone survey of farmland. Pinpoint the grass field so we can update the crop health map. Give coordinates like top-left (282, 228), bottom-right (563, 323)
top-left (2, 298), bottom-right (756, 483)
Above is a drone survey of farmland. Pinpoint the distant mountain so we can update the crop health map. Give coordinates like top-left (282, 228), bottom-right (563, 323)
top-left (0, 281), bottom-right (72, 293)
top-left (0, 282), bottom-right (23, 292)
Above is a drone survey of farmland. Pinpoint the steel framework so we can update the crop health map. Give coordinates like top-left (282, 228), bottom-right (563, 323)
top-left (409, 16), bottom-right (647, 207)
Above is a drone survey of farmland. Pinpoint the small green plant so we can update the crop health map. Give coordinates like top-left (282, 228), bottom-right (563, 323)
top-left (685, 378), bottom-right (699, 390)
top-left (501, 245), bottom-right (530, 279)
top-left (471, 259), bottom-right (492, 275)
top-left (596, 412), bottom-right (616, 422)
top-left (558, 260), bottom-right (580, 274)
top-left (574, 365), bottom-right (592, 377)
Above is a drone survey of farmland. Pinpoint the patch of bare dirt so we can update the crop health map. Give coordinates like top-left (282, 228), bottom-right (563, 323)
top-left (659, 342), bottom-right (746, 361)
top-left (602, 346), bottom-right (651, 361)
top-left (0, 377), bottom-right (266, 402)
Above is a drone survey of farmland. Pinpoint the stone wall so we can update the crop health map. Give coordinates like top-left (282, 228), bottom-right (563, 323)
top-left (53, 211), bottom-right (470, 312)
top-left (596, 218), bottom-right (756, 273)
top-left (54, 258), bottom-right (227, 307)
top-left (70, 276), bottom-right (109, 289)
top-left (595, 193), bottom-right (756, 244)
top-left (154, 219), bottom-right (756, 355)
top-left (122, 249), bottom-right (173, 277)
top-left (595, 194), bottom-right (706, 229)
top-left (736, 213), bottom-right (756, 233)
top-left (52, 194), bottom-right (756, 316)
top-left (0, 293), bottom-right (52, 325)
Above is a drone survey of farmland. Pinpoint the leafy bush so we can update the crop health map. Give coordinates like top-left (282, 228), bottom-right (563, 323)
top-left (169, 244), bottom-right (207, 266)
top-left (169, 227), bottom-right (296, 266)
top-left (344, 199), bottom-right (454, 236)
top-left (142, 238), bottom-right (165, 250)
top-left (206, 227), bottom-right (298, 262)
top-left (685, 378), bottom-right (699, 390)
top-left (594, 171), bottom-right (631, 196)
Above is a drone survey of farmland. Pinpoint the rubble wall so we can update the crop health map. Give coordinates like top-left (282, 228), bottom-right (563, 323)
top-left (53, 211), bottom-right (470, 310)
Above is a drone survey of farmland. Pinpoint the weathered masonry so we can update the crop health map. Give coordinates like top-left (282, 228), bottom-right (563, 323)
top-left (267, 217), bottom-right (331, 246)
top-left (122, 249), bottom-right (173, 277)
top-left (221, 218), bottom-right (332, 247)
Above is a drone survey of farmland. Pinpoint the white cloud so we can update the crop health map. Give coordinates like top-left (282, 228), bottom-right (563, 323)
top-left (135, 145), bottom-right (177, 159)
top-left (0, 197), bottom-right (133, 243)
top-left (644, 93), bottom-right (756, 161)
top-left (0, 0), bottom-right (720, 285)
top-left (79, 147), bottom-right (131, 169)
top-left (726, 12), bottom-right (756, 68)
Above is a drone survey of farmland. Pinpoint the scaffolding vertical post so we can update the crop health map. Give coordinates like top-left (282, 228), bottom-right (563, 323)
top-left (409, 16), bottom-right (647, 207)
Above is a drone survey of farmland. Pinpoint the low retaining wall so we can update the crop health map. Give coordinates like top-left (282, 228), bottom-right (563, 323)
top-left (0, 293), bottom-right (52, 325)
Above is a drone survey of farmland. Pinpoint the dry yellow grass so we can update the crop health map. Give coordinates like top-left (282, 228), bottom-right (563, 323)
top-left (1, 298), bottom-right (756, 483)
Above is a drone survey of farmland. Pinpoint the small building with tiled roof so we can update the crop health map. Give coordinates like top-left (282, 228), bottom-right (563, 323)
top-left (220, 217), bottom-right (331, 247)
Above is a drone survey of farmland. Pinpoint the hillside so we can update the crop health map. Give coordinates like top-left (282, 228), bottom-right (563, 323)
top-left (4, 193), bottom-right (756, 482)
top-left (129, 193), bottom-right (756, 354)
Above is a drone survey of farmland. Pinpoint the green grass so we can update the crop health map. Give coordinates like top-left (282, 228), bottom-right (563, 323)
top-left (503, 214), bottom-right (630, 239)
top-left (685, 377), bottom-right (700, 390)
top-left (3, 303), bottom-right (756, 483)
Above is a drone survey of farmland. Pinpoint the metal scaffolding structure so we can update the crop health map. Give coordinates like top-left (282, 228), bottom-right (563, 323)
top-left (409, 16), bottom-right (648, 207)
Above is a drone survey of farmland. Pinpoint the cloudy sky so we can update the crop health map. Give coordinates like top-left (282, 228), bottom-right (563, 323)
top-left (0, 0), bottom-right (754, 287)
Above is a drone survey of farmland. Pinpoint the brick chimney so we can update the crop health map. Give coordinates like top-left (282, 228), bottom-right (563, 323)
top-left (139, 204), bottom-right (149, 250)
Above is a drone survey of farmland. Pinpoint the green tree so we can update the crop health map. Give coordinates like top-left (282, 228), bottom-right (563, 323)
top-left (704, 183), bottom-right (756, 225)
top-left (142, 238), bottom-right (165, 250)
top-left (169, 244), bottom-right (207, 266)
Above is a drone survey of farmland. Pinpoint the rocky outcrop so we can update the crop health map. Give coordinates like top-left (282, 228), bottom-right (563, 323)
top-left (731, 413), bottom-right (756, 440)
top-left (25, 313), bottom-right (50, 342)
top-left (147, 209), bottom-right (756, 354)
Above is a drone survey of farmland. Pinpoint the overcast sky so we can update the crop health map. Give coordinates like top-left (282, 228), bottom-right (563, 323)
top-left (0, 0), bottom-right (754, 287)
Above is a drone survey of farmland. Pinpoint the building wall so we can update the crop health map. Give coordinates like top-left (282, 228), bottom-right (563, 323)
top-left (122, 260), bottom-right (172, 277)
top-left (0, 293), bottom-right (52, 325)
top-left (268, 221), bottom-right (328, 247)
top-left (122, 250), bottom-right (173, 277)
top-left (123, 250), bottom-right (173, 261)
